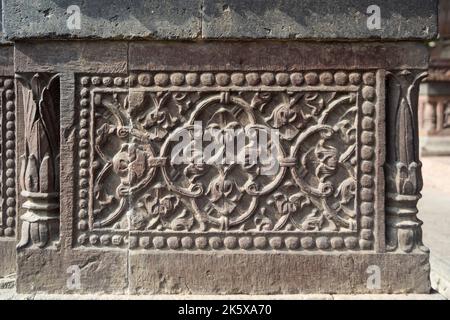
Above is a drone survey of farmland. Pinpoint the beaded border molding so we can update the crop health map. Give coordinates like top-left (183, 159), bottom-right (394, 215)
top-left (0, 77), bottom-right (16, 238)
top-left (75, 71), bottom-right (380, 252)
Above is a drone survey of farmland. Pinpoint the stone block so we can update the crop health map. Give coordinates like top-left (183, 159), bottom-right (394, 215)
top-left (10, 39), bottom-right (434, 294)
top-left (16, 249), bottom-right (128, 294)
top-left (202, 0), bottom-right (437, 40)
top-left (2, 0), bottom-right (438, 40)
top-left (3, 0), bottom-right (202, 40)
top-left (2, 1), bottom-right (438, 296)
top-left (128, 252), bottom-right (430, 294)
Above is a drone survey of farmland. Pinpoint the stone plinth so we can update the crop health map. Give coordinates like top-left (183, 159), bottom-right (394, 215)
top-left (0, 0), bottom-right (438, 294)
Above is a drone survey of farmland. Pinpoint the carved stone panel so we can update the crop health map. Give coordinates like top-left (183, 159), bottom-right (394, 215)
top-left (75, 71), bottom-right (380, 252)
top-left (11, 39), bottom-right (432, 294)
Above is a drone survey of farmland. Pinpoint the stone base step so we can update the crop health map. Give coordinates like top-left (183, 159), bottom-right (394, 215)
top-left (0, 288), bottom-right (446, 300)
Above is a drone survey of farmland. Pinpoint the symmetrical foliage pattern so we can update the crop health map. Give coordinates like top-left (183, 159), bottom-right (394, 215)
top-left (385, 70), bottom-right (429, 253)
top-left (16, 73), bottom-right (60, 249)
top-left (75, 71), bottom-right (379, 251)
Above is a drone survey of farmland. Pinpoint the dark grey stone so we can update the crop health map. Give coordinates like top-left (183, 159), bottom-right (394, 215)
top-left (3, 0), bottom-right (202, 40)
top-left (2, 0), bottom-right (438, 40)
top-left (202, 0), bottom-right (438, 40)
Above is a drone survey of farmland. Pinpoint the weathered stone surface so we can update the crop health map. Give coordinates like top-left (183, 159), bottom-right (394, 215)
top-left (14, 41), bottom-right (128, 73)
top-left (13, 251), bottom-right (433, 294)
top-left (0, 45), bottom-right (15, 277)
top-left (129, 252), bottom-right (430, 294)
top-left (0, 1), bottom-right (12, 44)
top-left (2, 0), bottom-right (438, 40)
top-left (0, 46), bottom-right (13, 75)
top-left (3, 0), bottom-right (202, 40)
top-left (202, 0), bottom-right (438, 40)
top-left (16, 249), bottom-right (128, 294)
top-left (0, 240), bottom-right (15, 276)
top-left (129, 41), bottom-right (430, 71)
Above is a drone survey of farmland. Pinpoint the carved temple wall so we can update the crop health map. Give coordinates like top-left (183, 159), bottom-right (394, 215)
top-left (0, 0), bottom-right (439, 294)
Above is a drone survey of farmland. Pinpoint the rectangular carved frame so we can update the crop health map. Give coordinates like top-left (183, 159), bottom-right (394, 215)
top-left (74, 70), bottom-right (383, 252)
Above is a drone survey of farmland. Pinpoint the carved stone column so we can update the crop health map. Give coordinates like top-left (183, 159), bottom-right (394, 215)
top-left (16, 73), bottom-right (60, 249)
top-left (385, 71), bottom-right (429, 253)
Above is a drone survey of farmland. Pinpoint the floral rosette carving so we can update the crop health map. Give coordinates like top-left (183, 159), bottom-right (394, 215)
top-left (285, 92), bottom-right (358, 232)
top-left (91, 92), bottom-right (158, 228)
top-left (161, 93), bottom-right (286, 231)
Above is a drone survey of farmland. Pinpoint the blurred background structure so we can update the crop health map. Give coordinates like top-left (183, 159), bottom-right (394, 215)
top-left (420, 0), bottom-right (450, 155)
top-left (419, 0), bottom-right (450, 299)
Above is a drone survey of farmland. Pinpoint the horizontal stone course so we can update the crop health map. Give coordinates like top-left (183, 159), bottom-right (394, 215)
top-left (2, 0), bottom-right (438, 40)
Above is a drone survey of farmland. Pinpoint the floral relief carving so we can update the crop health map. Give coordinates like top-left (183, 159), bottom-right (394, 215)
top-left (76, 71), bottom-right (377, 251)
top-left (385, 70), bottom-right (429, 253)
top-left (16, 73), bottom-right (60, 249)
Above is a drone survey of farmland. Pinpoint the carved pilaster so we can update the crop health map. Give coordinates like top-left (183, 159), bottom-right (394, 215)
top-left (385, 70), bottom-right (428, 253)
top-left (16, 73), bottom-right (60, 249)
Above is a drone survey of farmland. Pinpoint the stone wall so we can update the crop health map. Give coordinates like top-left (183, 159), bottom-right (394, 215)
top-left (0, 0), bottom-right (438, 294)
